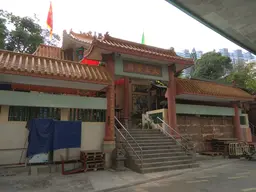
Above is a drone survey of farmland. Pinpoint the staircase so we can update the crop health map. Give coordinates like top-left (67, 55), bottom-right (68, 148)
top-left (115, 116), bottom-right (199, 174)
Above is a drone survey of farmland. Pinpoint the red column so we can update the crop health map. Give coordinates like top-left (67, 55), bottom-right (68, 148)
top-left (104, 55), bottom-right (115, 141)
top-left (167, 65), bottom-right (177, 136)
top-left (233, 103), bottom-right (242, 140)
top-left (123, 77), bottom-right (129, 127)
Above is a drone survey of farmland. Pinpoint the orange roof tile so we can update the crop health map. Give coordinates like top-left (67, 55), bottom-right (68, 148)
top-left (176, 78), bottom-right (254, 101)
top-left (84, 33), bottom-right (194, 65)
top-left (0, 49), bottom-right (112, 85)
top-left (33, 44), bottom-right (65, 60)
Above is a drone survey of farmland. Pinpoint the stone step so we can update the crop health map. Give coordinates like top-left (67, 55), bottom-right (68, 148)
top-left (130, 151), bottom-right (187, 159)
top-left (127, 136), bottom-right (170, 141)
top-left (134, 155), bottom-right (192, 164)
top-left (127, 145), bottom-right (181, 151)
top-left (128, 148), bottom-right (183, 155)
top-left (128, 139), bottom-right (176, 145)
top-left (141, 159), bottom-right (194, 168)
top-left (131, 134), bottom-right (166, 138)
top-left (130, 134), bottom-right (166, 138)
top-left (122, 129), bottom-right (161, 133)
top-left (141, 163), bottom-right (199, 174)
top-left (129, 141), bottom-right (177, 147)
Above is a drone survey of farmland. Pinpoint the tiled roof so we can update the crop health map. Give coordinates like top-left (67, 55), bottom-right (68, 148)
top-left (68, 30), bottom-right (95, 44)
top-left (85, 33), bottom-right (194, 65)
top-left (176, 78), bottom-right (254, 100)
top-left (0, 49), bottom-right (112, 85)
top-left (33, 44), bottom-right (65, 60)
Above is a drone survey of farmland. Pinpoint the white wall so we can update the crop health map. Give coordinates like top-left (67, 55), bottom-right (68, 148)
top-left (0, 106), bottom-right (28, 164)
top-left (0, 106), bottom-right (106, 165)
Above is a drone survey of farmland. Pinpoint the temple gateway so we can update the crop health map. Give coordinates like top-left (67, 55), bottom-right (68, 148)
top-left (0, 30), bottom-right (253, 173)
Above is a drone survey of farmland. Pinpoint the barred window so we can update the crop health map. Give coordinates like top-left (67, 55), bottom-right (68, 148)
top-left (8, 106), bottom-right (61, 121)
top-left (69, 109), bottom-right (106, 122)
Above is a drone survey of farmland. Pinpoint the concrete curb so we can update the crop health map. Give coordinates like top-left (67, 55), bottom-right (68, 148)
top-left (94, 159), bottom-right (239, 192)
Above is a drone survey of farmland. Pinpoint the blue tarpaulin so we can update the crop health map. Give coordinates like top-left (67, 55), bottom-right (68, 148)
top-left (53, 121), bottom-right (81, 150)
top-left (27, 119), bottom-right (82, 157)
top-left (27, 119), bottom-right (55, 157)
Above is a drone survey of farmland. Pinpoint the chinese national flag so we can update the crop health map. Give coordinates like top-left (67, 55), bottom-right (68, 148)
top-left (46, 1), bottom-right (53, 39)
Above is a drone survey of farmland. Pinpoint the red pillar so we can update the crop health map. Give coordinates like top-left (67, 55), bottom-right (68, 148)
top-left (104, 55), bottom-right (115, 141)
top-left (167, 65), bottom-right (177, 136)
top-left (123, 77), bottom-right (129, 127)
top-left (233, 103), bottom-right (242, 140)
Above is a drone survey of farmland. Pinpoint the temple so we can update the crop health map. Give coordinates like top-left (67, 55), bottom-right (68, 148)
top-left (0, 30), bottom-right (254, 173)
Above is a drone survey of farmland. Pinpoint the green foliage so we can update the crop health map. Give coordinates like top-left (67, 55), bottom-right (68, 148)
top-left (191, 51), bottom-right (233, 80)
top-left (0, 17), bottom-right (7, 49)
top-left (227, 62), bottom-right (256, 93)
top-left (0, 10), bottom-right (60, 54)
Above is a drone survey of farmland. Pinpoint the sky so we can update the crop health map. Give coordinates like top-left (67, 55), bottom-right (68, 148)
top-left (0, 0), bottom-right (246, 53)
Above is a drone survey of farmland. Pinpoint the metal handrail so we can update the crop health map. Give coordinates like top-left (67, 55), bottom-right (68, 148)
top-left (114, 116), bottom-right (143, 165)
top-left (114, 125), bottom-right (142, 165)
top-left (157, 117), bottom-right (190, 143)
top-left (114, 116), bottom-right (143, 152)
top-left (249, 122), bottom-right (256, 136)
top-left (143, 115), bottom-right (189, 152)
top-left (156, 117), bottom-right (195, 155)
top-left (157, 117), bottom-right (195, 154)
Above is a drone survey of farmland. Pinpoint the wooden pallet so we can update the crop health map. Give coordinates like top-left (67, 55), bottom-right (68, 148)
top-left (87, 162), bottom-right (105, 171)
top-left (80, 151), bottom-right (105, 171)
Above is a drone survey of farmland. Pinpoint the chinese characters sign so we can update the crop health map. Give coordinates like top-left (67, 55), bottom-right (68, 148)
top-left (123, 62), bottom-right (162, 76)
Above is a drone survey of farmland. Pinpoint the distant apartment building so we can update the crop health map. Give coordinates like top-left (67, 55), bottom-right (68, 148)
top-left (243, 52), bottom-right (254, 61)
top-left (219, 48), bottom-right (229, 57)
top-left (196, 51), bottom-right (203, 59)
top-left (219, 48), bottom-right (255, 64)
top-left (176, 49), bottom-right (191, 58)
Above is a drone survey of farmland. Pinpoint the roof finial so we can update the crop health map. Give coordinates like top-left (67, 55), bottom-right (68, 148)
top-left (98, 33), bottom-right (103, 39)
top-left (170, 47), bottom-right (175, 52)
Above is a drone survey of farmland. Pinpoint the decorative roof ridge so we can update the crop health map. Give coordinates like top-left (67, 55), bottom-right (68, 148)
top-left (70, 29), bottom-right (94, 39)
top-left (189, 77), bottom-right (234, 87)
top-left (102, 32), bottom-right (180, 57)
top-left (62, 29), bottom-right (94, 45)
top-left (0, 49), bottom-right (106, 69)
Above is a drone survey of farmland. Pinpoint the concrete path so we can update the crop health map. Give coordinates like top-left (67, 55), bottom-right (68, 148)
top-left (112, 159), bottom-right (256, 192)
top-left (0, 159), bottom-right (239, 192)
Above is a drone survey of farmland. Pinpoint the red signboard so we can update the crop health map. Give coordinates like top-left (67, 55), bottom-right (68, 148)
top-left (123, 62), bottom-right (162, 76)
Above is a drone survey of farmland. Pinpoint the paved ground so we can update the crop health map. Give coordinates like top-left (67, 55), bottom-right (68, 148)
top-left (0, 159), bottom-right (248, 192)
top-left (113, 160), bottom-right (256, 192)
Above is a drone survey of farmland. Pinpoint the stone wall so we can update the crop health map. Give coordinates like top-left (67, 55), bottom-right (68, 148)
top-left (177, 115), bottom-right (235, 152)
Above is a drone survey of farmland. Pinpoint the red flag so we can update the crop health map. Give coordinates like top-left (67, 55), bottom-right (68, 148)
top-left (46, 1), bottom-right (53, 39)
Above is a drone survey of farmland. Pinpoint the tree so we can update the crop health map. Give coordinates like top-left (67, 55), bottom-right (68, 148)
top-left (191, 51), bottom-right (233, 80)
top-left (0, 10), bottom-right (60, 54)
top-left (0, 17), bottom-right (7, 49)
top-left (227, 62), bottom-right (256, 93)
